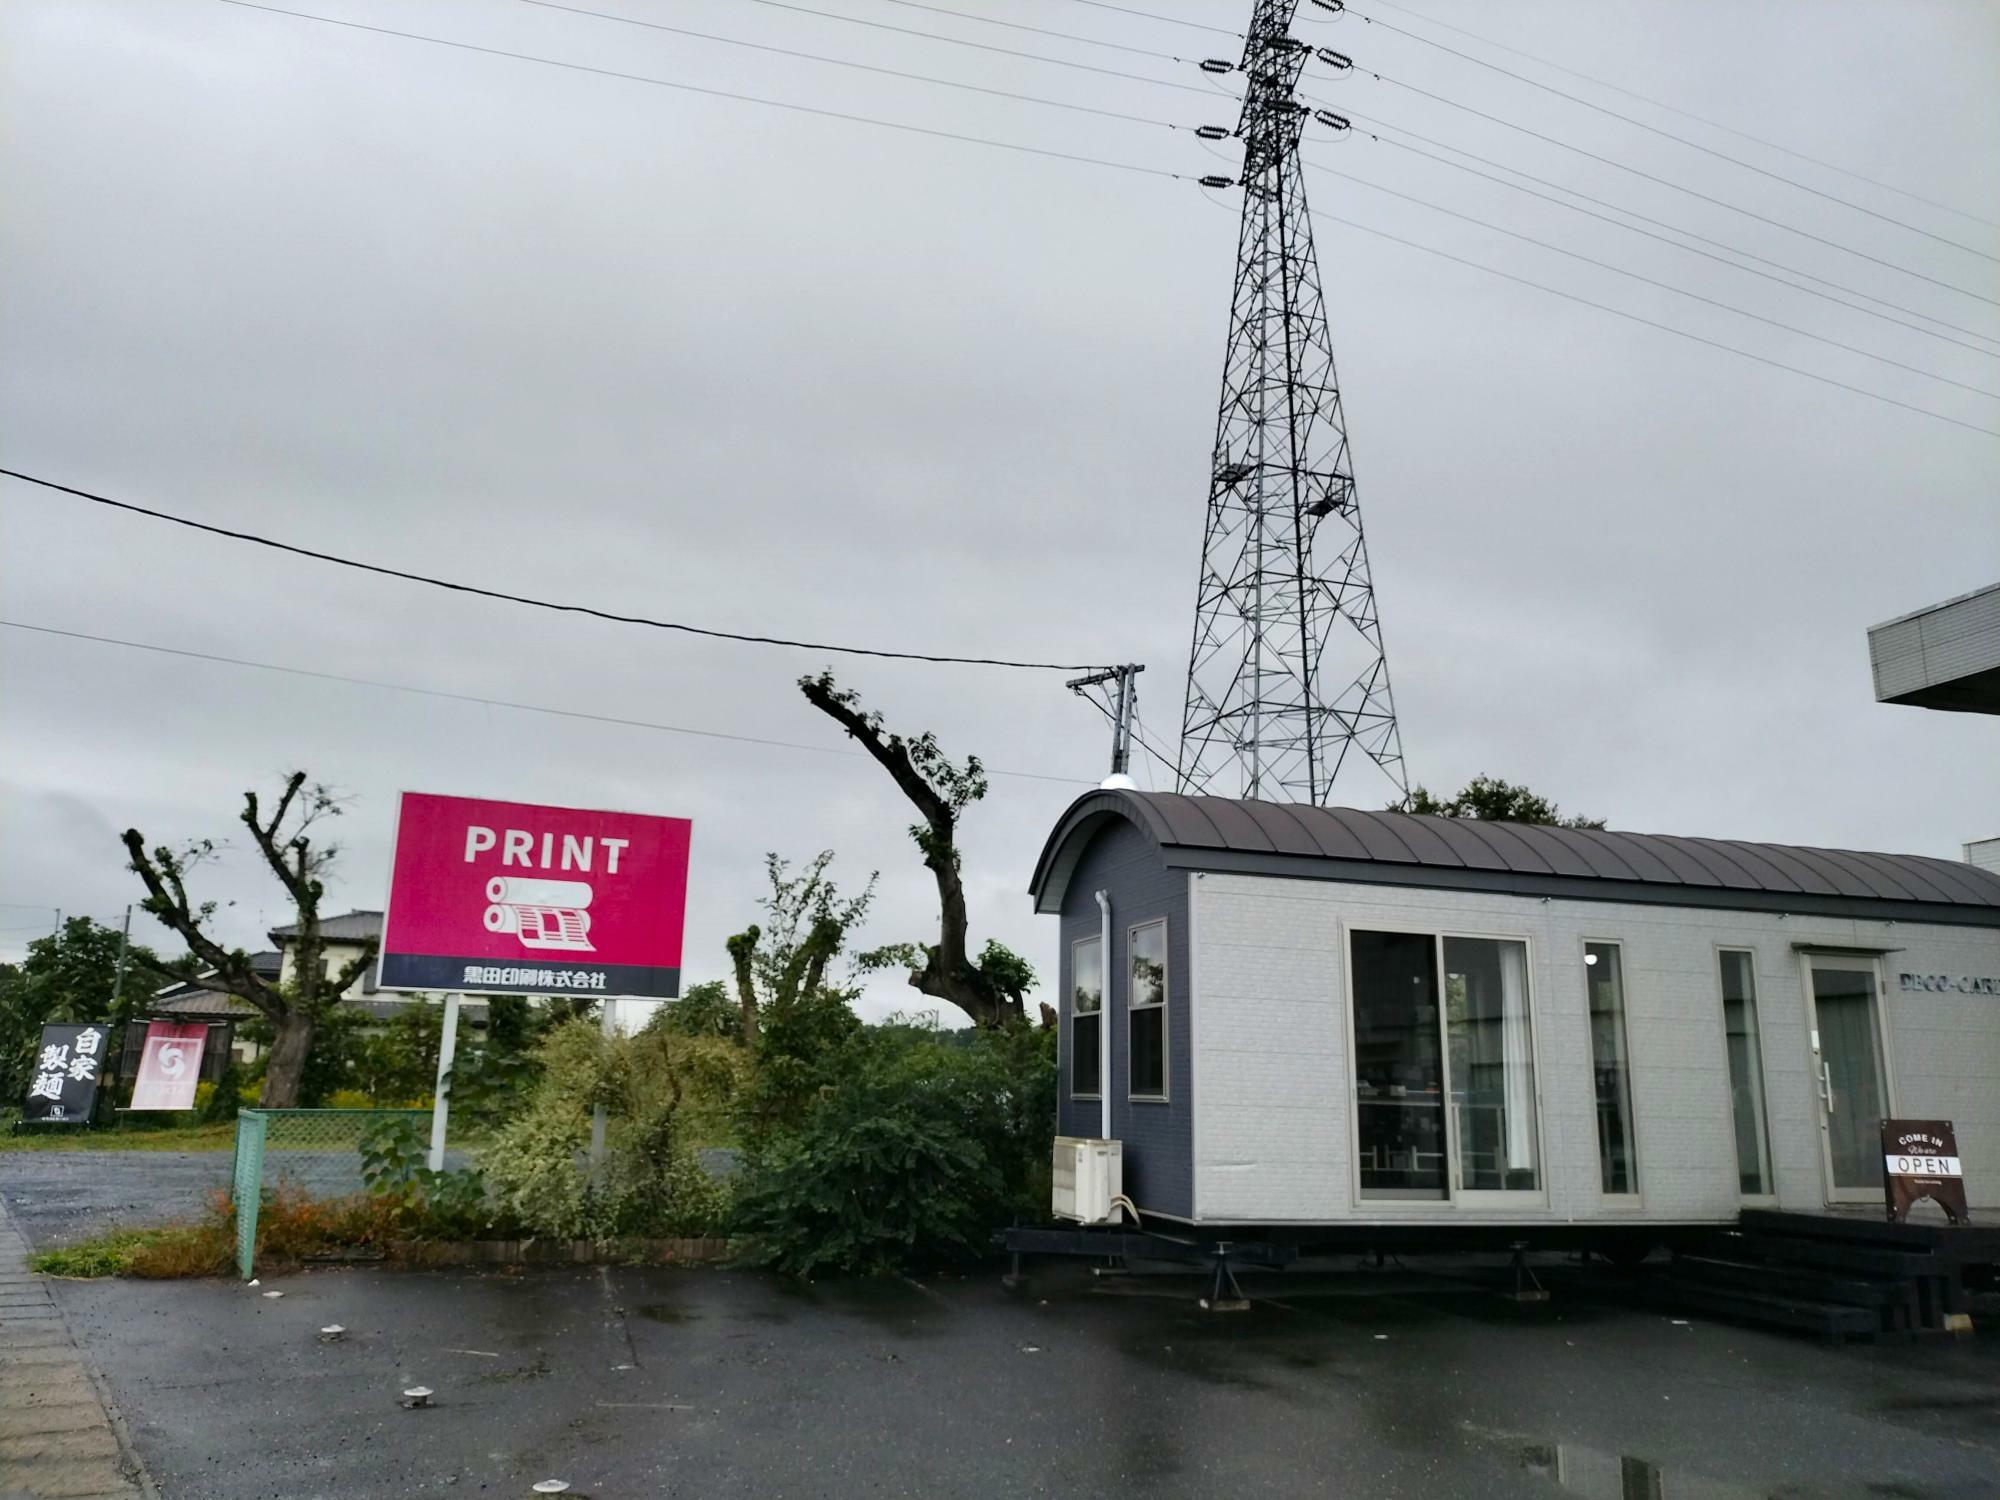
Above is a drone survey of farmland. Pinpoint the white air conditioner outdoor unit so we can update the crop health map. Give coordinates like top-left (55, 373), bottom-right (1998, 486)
top-left (1052, 1135), bottom-right (1122, 1224)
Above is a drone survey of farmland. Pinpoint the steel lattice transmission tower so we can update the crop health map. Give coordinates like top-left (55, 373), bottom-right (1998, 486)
top-left (1177, 0), bottom-right (1408, 804)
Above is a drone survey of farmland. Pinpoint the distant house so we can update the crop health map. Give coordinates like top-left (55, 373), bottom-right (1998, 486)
top-left (138, 911), bottom-right (482, 1082)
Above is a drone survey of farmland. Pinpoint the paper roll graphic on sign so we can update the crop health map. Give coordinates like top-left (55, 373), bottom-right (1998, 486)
top-left (485, 876), bottom-right (595, 952)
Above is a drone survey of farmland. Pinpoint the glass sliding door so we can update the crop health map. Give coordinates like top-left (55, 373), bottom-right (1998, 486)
top-left (1350, 930), bottom-right (1447, 1199)
top-left (1805, 955), bottom-right (1890, 1201)
top-left (1443, 937), bottom-right (1540, 1192)
top-left (1718, 950), bottom-right (1773, 1196)
top-left (1584, 942), bottom-right (1638, 1196)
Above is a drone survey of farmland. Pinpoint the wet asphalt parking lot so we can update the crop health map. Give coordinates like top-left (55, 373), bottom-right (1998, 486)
top-left (37, 1256), bottom-right (2000, 1500)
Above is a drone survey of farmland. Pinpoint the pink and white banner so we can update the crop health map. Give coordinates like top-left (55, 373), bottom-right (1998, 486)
top-left (129, 1022), bottom-right (208, 1111)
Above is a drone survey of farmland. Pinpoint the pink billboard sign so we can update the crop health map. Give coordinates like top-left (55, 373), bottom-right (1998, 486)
top-left (129, 1022), bottom-right (208, 1111)
top-left (378, 792), bottom-right (692, 1001)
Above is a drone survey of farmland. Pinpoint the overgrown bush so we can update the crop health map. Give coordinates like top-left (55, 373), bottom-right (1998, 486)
top-left (480, 1019), bottom-right (736, 1240)
top-left (732, 1016), bottom-right (1056, 1277)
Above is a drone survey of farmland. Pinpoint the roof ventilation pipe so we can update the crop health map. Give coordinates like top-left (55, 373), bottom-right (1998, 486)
top-left (1094, 890), bottom-right (1112, 1141)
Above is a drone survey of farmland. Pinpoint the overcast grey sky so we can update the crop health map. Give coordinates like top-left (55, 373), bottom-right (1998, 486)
top-left (3, 0), bottom-right (1996, 1017)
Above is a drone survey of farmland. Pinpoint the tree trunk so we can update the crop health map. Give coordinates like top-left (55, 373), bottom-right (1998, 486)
top-left (259, 1011), bottom-right (316, 1108)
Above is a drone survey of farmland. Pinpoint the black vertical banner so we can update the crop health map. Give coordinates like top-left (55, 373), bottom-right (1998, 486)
top-left (20, 1022), bottom-right (107, 1125)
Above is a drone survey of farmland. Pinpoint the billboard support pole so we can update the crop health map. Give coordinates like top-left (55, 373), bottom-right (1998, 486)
top-left (428, 991), bottom-right (461, 1172)
top-left (588, 998), bottom-right (615, 1178)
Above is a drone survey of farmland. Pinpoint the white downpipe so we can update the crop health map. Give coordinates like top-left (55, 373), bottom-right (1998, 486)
top-left (1094, 889), bottom-right (1112, 1142)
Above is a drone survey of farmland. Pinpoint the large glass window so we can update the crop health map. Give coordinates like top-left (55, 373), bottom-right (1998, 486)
top-left (1443, 937), bottom-right (1540, 1192)
top-left (1070, 935), bottom-right (1102, 1098)
top-left (1351, 930), bottom-right (1448, 1198)
top-left (1127, 920), bottom-right (1167, 1100)
top-left (1718, 950), bottom-right (1773, 1196)
top-left (1584, 942), bottom-right (1638, 1195)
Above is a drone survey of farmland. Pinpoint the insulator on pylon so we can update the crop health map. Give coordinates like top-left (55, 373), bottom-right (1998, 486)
top-left (1199, 58), bottom-right (1233, 74)
top-left (1317, 47), bottom-right (1353, 69)
top-left (1195, 125), bottom-right (1230, 140)
top-left (1314, 109), bottom-right (1351, 131)
top-left (1199, 174), bottom-right (1236, 189)
top-left (1216, 461), bottom-right (1255, 485)
top-left (1310, 0), bottom-right (1345, 12)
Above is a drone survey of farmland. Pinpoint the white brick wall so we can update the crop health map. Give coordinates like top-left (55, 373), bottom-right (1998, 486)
top-left (1189, 871), bottom-right (2000, 1225)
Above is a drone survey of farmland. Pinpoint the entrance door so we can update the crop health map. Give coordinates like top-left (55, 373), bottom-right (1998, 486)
top-left (1804, 955), bottom-right (1892, 1203)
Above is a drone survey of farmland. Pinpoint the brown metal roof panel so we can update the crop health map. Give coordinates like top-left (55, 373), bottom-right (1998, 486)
top-left (1281, 805), bottom-right (1384, 861)
top-left (1375, 813), bottom-right (1474, 867)
top-left (1796, 846), bottom-right (1910, 900)
top-left (1129, 792), bottom-right (1229, 849)
top-left (1821, 848), bottom-right (1930, 902)
top-left (1651, 836), bottom-right (1760, 889)
top-left (1687, 839), bottom-right (1799, 892)
top-left (1321, 808), bottom-right (1422, 863)
top-left (1457, 820), bottom-right (1561, 874)
top-left (1909, 857), bottom-right (2000, 905)
top-left (1411, 817), bottom-right (1518, 870)
top-left (1544, 829), bottom-right (1646, 881)
top-left (1523, 824), bottom-right (1622, 878)
top-left (1188, 796), bottom-right (1282, 853)
top-left (1738, 842), bottom-right (1842, 896)
top-left (1844, 850), bottom-right (1966, 903)
top-left (1243, 799), bottom-right (1341, 857)
top-left (1594, 831), bottom-right (1690, 883)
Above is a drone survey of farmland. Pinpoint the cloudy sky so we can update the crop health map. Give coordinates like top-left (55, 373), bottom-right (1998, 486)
top-left (3, 0), bottom-right (1995, 1017)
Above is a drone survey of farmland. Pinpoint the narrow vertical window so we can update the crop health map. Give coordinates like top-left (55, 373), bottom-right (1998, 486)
top-left (1443, 937), bottom-right (1540, 1192)
top-left (1351, 929), bottom-right (1448, 1199)
top-left (1070, 935), bottom-right (1102, 1098)
top-left (1127, 920), bottom-right (1168, 1100)
top-left (1719, 950), bottom-right (1773, 1196)
top-left (1584, 942), bottom-right (1638, 1195)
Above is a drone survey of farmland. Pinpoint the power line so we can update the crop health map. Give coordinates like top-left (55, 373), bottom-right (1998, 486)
top-left (1322, 0), bottom-right (2000, 231)
top-left (859, 0), bottom-right (1207, 60)
top-left (1358, 69), bottom-right (2000, 310)
top-left (509, 0), bottom-right (1185, 131)
top-left (1337, 122), bottom-right (2000, 362)
top-left (1304, 159), bottom-right (2000, 400)
top-left (1348, 8), bottom-right (2000, 264)
top-left (654, 0), bottom-right (1218, 96)
top-left (0, 620), bottom-right (1098, 788)
top-left (1303, 207), bottom-right (2000, 440)
top-left (0, 469), bottom-right (1110, 671)
top-left (215, 2), bottom-right (1197, 182)
top-left (1056, 0), bottom-right (1240, 39)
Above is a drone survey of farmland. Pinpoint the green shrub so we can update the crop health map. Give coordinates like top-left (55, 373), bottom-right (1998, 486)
top-left (731, 1016), bottom-right (1056, 1277)
top-left (480, 1020), bottom-right (732, 1240)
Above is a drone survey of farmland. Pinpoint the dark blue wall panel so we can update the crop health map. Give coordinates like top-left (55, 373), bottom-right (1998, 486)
top-left (1056, 816), bottom-right (1192, 1218)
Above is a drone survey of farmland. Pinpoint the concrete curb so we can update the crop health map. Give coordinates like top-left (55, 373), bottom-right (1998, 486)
top-left (0, 1203), bottom-right (158, 1500)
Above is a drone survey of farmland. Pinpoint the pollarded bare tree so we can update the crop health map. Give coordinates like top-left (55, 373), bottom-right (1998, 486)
top-left (123, 771), bottom-right (376, 1107)
top-left (799, 672), bottom-right (1036, 1029)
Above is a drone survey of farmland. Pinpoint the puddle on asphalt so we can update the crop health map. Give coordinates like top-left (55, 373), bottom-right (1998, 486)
top-left (635, 1303), bottom-right (693, 1324)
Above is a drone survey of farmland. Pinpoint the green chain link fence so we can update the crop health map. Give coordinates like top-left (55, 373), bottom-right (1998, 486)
top-left (231, 1108), bottom-right (430, 1279)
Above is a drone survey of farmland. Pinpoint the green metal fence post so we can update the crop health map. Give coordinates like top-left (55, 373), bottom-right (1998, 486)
top-left (232, 1109), bottom-right (267, 1280)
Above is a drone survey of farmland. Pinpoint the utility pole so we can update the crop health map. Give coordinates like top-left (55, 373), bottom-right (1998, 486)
top-left (109, 905), bottom-right (132, 1011)
top-left (1067, 664), bottom-right (1145, 782)
top-left (1177, 0), bottom-right (1408, 806)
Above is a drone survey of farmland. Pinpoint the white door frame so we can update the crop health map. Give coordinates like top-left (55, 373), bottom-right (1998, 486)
top-left (1799, 951), bottom-right (1895, 1206)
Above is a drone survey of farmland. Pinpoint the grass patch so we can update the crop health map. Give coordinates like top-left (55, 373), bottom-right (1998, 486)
top-left (1, 1121), bottom-right (238, 1153)
top-left (30, 1224), bottom-right (228, 1278)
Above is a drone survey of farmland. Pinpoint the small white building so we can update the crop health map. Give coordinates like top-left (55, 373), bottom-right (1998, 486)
top-left (1032, 790), bottom-right (2000, 1235)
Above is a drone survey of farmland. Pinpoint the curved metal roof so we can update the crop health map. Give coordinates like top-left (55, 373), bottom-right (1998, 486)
top-left (1030, 790), bottom-right (2000, 926)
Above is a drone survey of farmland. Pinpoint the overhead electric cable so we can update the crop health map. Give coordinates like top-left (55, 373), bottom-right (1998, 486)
top-left (210, 1), bottom-right (1995, 439)
top-left (215, 2), bottom-right (1197, 179)
top-left (509, 0), bottom-right (1184, 131)
top-left (861, 0), bottom-right (1203, 60)
top-left (1323, 0), bottom-right (2000, 230)
top-left (1304, 159), bottom-right (2000, 400)
top-left (1057, 0), bottom-right (1240, 38)
top-left (1302, 208), bottom-right (2000, 439)
top-left (0, 470), bottom-right (1111, 672)
top-left (1349, 9), bottom-right (1999, 263)
top-left (1334, 123), bottom-right (2000, 361)
top-left (1358, 70), bottom-right (2000, 309)
top-left (0, 621), bottom-right (1097, 787)
top-left (667, 0), bottom-right (1217, 95)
